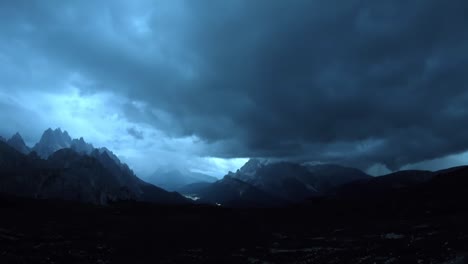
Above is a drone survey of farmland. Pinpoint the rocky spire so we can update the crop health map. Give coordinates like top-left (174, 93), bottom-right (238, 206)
top-left (71, 137), bottom-right (95, 154)
top-left (7, 132), bottom-right (31, 154)
top-left (32, 128), bottom-right (73, 158)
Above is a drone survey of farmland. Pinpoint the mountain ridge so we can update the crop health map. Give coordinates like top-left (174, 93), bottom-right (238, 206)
top-left (178, 159), bottom-right (373, 207)
top-left (6, 132), bottom-right (31, 154)
top-left (230, 159), bottom-right (372, 201)
top-left (0, 129), bottom-right (190, 205)
top-left (179, 174), bottom-right (287, 207)
top-left (32, 128), bottom-right (73, 158)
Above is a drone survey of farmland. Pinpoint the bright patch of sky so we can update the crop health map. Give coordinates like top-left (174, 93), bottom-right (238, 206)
top-left (0, 82), bottom-right (246, 178)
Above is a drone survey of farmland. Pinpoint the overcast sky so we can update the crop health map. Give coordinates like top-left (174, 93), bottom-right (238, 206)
top-left (1, 0), bottom-right (468, 177)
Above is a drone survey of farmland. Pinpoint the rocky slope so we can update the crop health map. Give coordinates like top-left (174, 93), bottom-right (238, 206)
top-left (230, 159), bottom-right (372, 201)
top-left (6, 132), bottom-right (31, 154)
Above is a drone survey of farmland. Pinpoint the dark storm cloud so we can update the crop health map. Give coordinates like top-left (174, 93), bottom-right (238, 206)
top-left (2, 0), bottom-right (468, 170)
top-left (127, 127), bottom-right (144, 140)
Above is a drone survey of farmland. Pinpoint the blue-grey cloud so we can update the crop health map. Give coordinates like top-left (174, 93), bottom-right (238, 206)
top-left (1, 0), bottom-right (468, 172)
top-left (127, 127), bottom-right (144, 140)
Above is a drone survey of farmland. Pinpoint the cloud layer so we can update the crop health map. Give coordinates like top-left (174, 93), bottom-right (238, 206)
top-left (1, 0), bottom-right (468, 173)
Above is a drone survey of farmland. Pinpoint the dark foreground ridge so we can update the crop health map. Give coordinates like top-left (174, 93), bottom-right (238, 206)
top-left (0, 194), bottom-right (467, 263)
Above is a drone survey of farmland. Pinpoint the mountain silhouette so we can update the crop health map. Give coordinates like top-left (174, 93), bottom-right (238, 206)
top-left (32, 128), bottom-right (73, 158)
top-left (230, 159), bottom-right (371, 201)
top-left (0, 129), bottom-right (190, 205)
top-left (6, 132), bottom-right (31, 154)
top-left (179, 175), bottom-right (286, 207)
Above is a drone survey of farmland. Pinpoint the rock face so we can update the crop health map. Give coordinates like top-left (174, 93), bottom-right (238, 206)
top-left (178, 159), bottom-right (372, 207)
top-left (42, 149), bottom-right (137, 204)
top-left (179, 175), bottom-right (286, 207)
top-left (179, 159), bottom-right (373, 207)
top-left (0, 134), bottom-right (189, 205)
top-left (32, 128), bottom-right (73, 158)
top-left (230, 159), bottom-right (372, 201)
top-left (6, 132), bottom-right (31, 154)
top-left (71, 137), bottom-right (95, 154)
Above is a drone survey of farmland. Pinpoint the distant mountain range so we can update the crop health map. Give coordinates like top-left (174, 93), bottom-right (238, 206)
top-left (0, 129), bottom-right (189, 205)
top-left (179, 159), bottom-right (372, 206)
top-left (178, 175), bottom-right (286, 207)
top-left (2, 129), bottom-right (468, 208)
top-left (179, 159), bottom-right (468, 208)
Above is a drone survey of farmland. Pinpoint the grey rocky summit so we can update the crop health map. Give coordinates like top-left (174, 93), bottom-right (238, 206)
top-left (7, 132), bottom-right (31, 154)
top-left (32, 128), bottom-right (73, 158)
top-left (71, 137), bottom-right (95, 154)
top-left (231, 159), bottom-right (372, 201)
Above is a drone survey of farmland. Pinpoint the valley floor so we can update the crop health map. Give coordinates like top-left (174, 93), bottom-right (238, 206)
top-left (0, 196), bottom-right (467, 264)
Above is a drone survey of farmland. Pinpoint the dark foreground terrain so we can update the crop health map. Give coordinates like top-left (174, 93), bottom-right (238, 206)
top-left (1, 195), bottom-right (467, 264)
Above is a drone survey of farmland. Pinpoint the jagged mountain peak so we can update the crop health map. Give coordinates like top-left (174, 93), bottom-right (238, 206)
top-left (38, 131), bottom-right (123, 170)
top-left (97, 149), bottom-right (115, 164)
top-left (230, 159), bottom-right (371, 201)
top-left (98, 147), bottom-right (121, 165)
top-left (42, 127), bottom-right (68, 138)
top-left (9, 132), bottom-right (25, 143)
top-left (238, 158), bottom-right (269, 175)
top-left (32, 128), bottom-right (74, 158)
top-left (6, 132), bottom-right (30, 154)
top-left (0, 129), bottom-right (190, 205)
top-left (71, 137), bottom-right (94, 154)
top-left (50, 127), bottom-right (67, 134)
top-left (11, 132), bottom-right (22, 138)
top-left (40, 127), bottom-right (71, 142)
